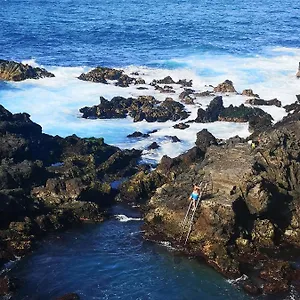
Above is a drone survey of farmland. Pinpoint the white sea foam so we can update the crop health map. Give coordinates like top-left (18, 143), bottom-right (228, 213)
top-left (114, 214), bottom-right (142, 222)
top-left (226, 274), bottom-right (248, 285)
top-left (1, 47), bottom-right (300, 162)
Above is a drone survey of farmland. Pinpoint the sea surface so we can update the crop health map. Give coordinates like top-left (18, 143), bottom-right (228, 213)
top-left (1, 0), bottom-right (300, 299)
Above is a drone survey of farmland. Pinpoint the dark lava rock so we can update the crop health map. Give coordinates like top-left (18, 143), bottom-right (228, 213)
top-left (78, 67), bottom-right (136, 87)
top-left (214, 80), bottom-right (236, 93)
top-left (246, 98), bottom-right (282, 107)
top-left (0, 105), bottom-right (143, 267)
top-left (249, 114), bottom-right (273, 134)
top-left (136, 86), bottom-right (148, 90)
top-left (154, 85), bottom-right (175, 93)
top-left (242, 280), bottom-right (261, 295)
top-left (219, 104), bottom-right (268, 122)
top-left (179, 89), bottom-right (195, 100)
top-left (173, 123), bottom-right (190, 130)
top-left (166, 135), bottom-right (181, 142)
top-left (80, 96), bottom-right (189, 123)
top-left (0, 276), bottom-right (17, 296)
top-left (195, 129), bottom-right (218, 152)
top-left (177, 79), bottom-right (193, 87)
top-left (0, 59), bottom-right (54, 81)
top-left (56, 293), bottom-right (80, 300)
top-left (127, 131), bottom-right (150, 138)
top-left (242, 89), bottom-right (260, 98)
top-left (134, 78), bottom-right (146, 85)
top-left (195, 96), bottom-right (224, 122)
top-left (151, 76), bottom-right (175, 85)
top-left (194, 91), bottom-right (213, 97)
top-left (147, 142), bottom-right (160, 150)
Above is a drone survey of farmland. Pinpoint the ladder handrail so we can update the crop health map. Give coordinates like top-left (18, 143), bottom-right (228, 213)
top-left (179, 182), bottom-right (204, 242)
top-left (184, 182), bottom-right (208, 245)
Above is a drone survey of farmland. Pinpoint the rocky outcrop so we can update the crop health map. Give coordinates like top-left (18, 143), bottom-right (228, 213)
top-left (173, 123), bottom-right (190, 130)
top-left (0, 59), bottom-right (54, 81)
top-left (242, 89), bottom-right (259, 98)
top-left (194, 96), bottom-right (271, 125)
top-left (0, 276), bottom-right (17, 296)
top-left (78, 67), bottom-right (137, 87)
top-left (214, 80), bottom-right (236, 93)
top-left (127, 131), bottom-right (150, 138)
top-left (0, 105), bottom-right (142, 276)
top-left (119, 113), bottom-right (300, 295)
top-left (246, 98), bottom-right (282, 107)
top-left (80, 96), bottom-right (189, 123)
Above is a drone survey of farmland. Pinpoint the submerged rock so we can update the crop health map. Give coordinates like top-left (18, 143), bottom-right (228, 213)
top-left (127, 131), bottom-right (150, 138)
top-left (242, 89), bottom-right (260, 98)
top-left (173, 123), bottom-right (190, 130)
top-left (0, 276), bottom-right (17, 296)
top-left (0, 59), bottom-right (54, 81)
top-left (56, 293), bottom-right (80, 300)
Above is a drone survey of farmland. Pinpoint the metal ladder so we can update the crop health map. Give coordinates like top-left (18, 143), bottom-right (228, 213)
top-left (179, 180), bottom-right (210, 245)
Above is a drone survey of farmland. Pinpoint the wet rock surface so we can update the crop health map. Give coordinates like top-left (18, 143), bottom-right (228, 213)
top-left (246, 98), bottom-right (282, 107)
top-left (80, 96), bottom-right (189, 122)
top-left (194, 96), bottom-right (272, 127)
top-left (214, 80), bottom-right (236, 93)
top-left (0, 59), bottom-right (54, 81)
top-left (78, 66), bottom-right (136, 87)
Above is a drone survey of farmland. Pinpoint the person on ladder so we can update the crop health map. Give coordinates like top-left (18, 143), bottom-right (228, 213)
top-left (189, 184), bottom-right (201, 211)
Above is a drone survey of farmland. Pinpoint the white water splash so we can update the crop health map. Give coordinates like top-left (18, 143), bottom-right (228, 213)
top-left (1, 47), bottom-right (300, 163)
top-left (226, 274), bottom-right (248, 285)
top-left (114, 214), bottom-right (142, 222)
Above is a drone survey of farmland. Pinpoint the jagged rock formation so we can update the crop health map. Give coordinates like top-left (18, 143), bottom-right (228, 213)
top-left (80, 96), bottom-right (189, 122)
top-left (0, 105), bottom-right (142, 272)
top-left (120, 111), bottom-right (300, 295)
top-left (195, 96), bottom-right (272, 125)
top-left (78, 67), bottom-right (139, 87)
top-left (214, 80), bottom-right (236, 93)
top-left (246, 98), bottom-right (282, 107)
top-left (0, 59), bottom-right (54, 81)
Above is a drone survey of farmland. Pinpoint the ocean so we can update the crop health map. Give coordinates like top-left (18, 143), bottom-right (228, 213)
top-left (0, 0), bottom-right (299, 298)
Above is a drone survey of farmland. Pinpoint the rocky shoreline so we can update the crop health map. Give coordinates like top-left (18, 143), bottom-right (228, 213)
top-left (1, 60), bottom-right (300, 297)
top-left (0, 104), bottom-right (143, 297)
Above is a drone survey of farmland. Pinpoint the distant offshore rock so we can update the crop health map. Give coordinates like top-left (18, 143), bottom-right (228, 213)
top-left (78, 66), bottom-right (143, 87)
top-left (0, 59), bottom-right (55, 81)
top-left (80, 96), bottom-right (189, 122)
top-left (214, 79), bottom-right (237, 93)
top-left (246, 98), bottom-right (282, 107)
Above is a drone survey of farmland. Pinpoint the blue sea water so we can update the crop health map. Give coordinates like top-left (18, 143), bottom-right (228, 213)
top-left (7, 206), bottom-right (255, 300)
top-left (1, 0), bottom-right (300, 299)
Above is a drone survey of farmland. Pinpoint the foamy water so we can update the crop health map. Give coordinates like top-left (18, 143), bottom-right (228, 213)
top-left (0, 48), bottom-right (299, 162)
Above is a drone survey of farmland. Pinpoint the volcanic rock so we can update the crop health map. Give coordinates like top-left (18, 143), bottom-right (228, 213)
top-left (147, 142), bottom-right (160, 150)
top-left (214, 80), bottom-right (236, 93)
top-left (177, 79), bottom-right (193, 87)
top-left (173, 123), bottom-right (190, 130)
top-left (127, 131), bottom-right (150, 138)
top-left (246, 98), bottom-right (282, 107)
top-left (242, 89), bottom-right (260, 98)
top-left (78, 67), bottom-right (136, 87)
top-left (0, 59), bottom-right (54, 81)
top-left (80, 96), bottom-right (189, 123)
